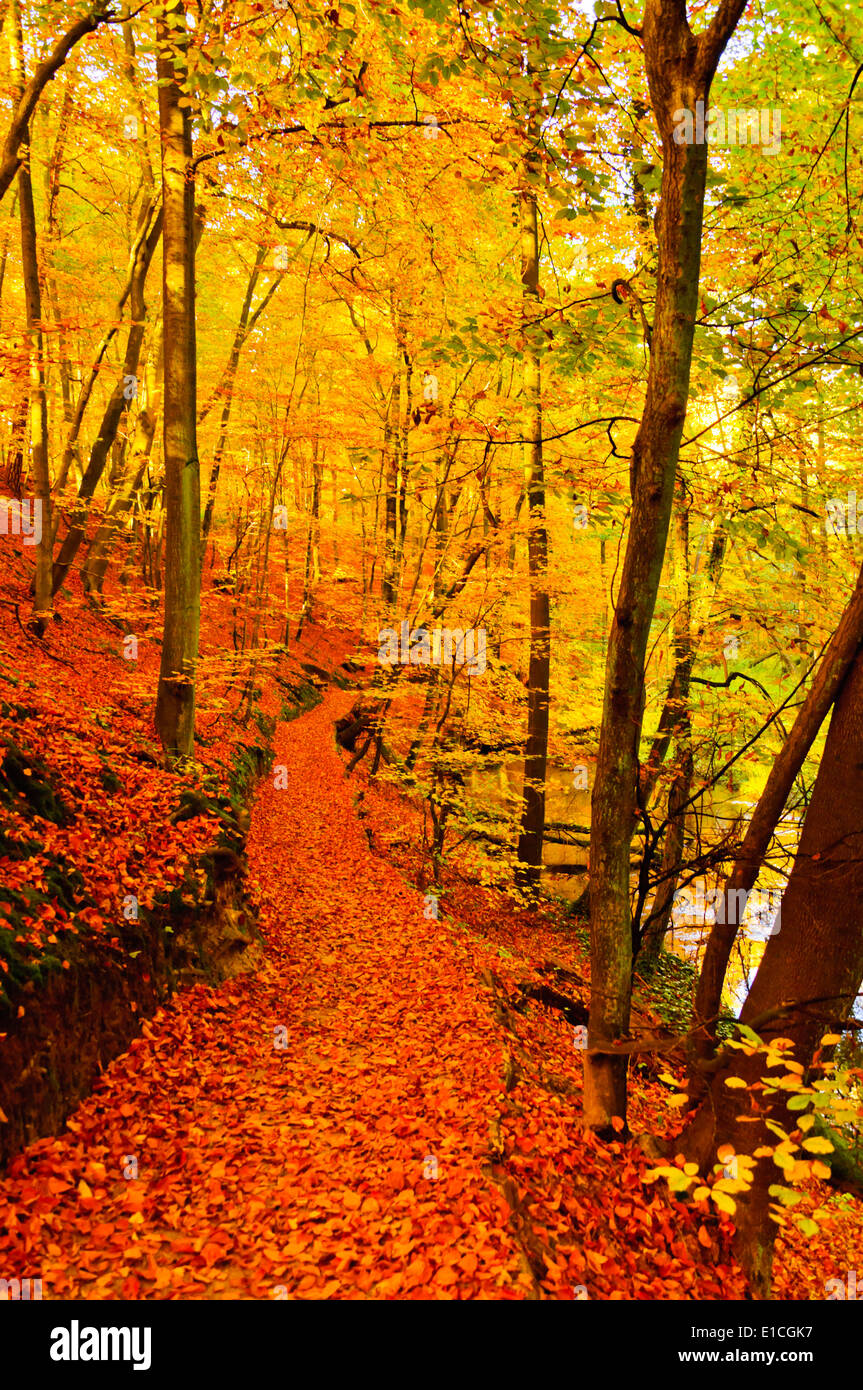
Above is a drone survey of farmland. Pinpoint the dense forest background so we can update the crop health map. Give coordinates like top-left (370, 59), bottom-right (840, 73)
top-left (1, 0), bottom-right (863, 1304)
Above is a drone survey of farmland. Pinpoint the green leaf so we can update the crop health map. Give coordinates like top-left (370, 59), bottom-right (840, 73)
top-left (786, 1093), bottom-right (812, 1111)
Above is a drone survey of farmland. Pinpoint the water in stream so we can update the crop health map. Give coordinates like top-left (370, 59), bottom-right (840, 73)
top-left (465, 757), bottom-right (798, 1015)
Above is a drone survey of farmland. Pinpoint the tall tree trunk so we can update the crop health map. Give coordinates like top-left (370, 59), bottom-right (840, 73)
top-left (42, 78), bottom-right (76, 427)
top-left (640, 516), bottom-right (726, 805)
top-left (380, 364), bottom-right (401, 608)
top-left (0, 190), bottom-right (19, 327)
top-left (200, 241), bottom-right (284, 545)
top-left (680, 639), bottom-right (863, 1297)
top-left (585, 0), bottom-right (748, 1135)
top-left (690, 559), bottom-right (863, 1076)
top-left (296, 444), bottom-right (321, 637)
top-left (20, 149), bottom-right (52, 631)
top-left (395, 345), bottom-right (411, 576)
top-left (636, 481), bottom-right (693, 968)
top-left (5, 391), bottom-right (26, 495)
top-left (51, 205), bottom-right (162, 595)
top-left (82, 325), bottom-right (164, 594)
top-left (154, 1), bottom-right (200, 764)
top-left (9, 0), bottom-right (52, 632)
top-left (52, 194), bottom-right (161, 501)
top-left (515, 107), bottom-right (550, 891)
top-left (0, 3), bottom-right (112, 207)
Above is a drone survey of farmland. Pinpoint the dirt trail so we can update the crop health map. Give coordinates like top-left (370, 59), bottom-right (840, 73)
top-left (0, 690), bottom-right (528, 1299)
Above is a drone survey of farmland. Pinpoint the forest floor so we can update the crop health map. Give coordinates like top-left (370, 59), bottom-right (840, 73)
top-left (3, 679), bottom-right (861, 1299)
top-left (1, 552), bottom-right (861, 1298)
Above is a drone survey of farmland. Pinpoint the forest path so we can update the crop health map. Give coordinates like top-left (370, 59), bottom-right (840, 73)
top-left (1, 689), bottom-right (528, 1299)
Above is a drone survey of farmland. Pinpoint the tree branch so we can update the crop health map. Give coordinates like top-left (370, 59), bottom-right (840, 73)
top-left (0, 4), bottom-right (116, 207)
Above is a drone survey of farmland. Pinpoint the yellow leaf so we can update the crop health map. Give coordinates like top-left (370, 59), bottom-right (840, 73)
top-left (78, 1179), bottom-right (93, 1200)
top-left (821, 1034), bottom-right (842, 1046)
top-left (724, 1076), bottom-right (747, 1088)
top-left (801, 1136), bottom-right (834, 1154)
top-left (712, 1190), bottom-right (736, 1215)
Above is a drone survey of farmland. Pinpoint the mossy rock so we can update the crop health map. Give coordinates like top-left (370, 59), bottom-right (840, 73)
top-left (0, 737), bottom-right (71, 825)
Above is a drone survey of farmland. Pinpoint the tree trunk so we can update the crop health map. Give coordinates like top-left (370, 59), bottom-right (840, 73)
top-left (636, 483), bottom-right (693, 968)
top-left (395, 345), bottom-right (411, 576)
top-left (51, 205), bottom-right (162, 595)
top-left (680, 639), bottom-right (863, 1297)
top-left (5, 391), bottom-right (26, 495)
top-left (82, 326), bottom-right (164, 595)
top-left (380, 364), bottom-right (401, 608)
top-left (154, 1), bottom-right (201, 764)
top-left (640, 515), bottom-right (726, 805)
top-left (0, 3), bottom-right (112, 207)
top-left (585, 0), bottom-right (747, 1134)
top-left (296, 445), bottom-right (321, 638)
top-left (8, 0), bottom-right (52, 632)
top-left (690, 559), bottom-right (863, 1075)
top-left (42, 78), bottom-right (76, 427)
top-left (200, 240), bottom-right (282, 545)
top-left (515, 108), bottom-right (550, 891)
top-left (52, 194), bottom-right (161, 501)
top-left (0, 190), bottom-right (19, 328)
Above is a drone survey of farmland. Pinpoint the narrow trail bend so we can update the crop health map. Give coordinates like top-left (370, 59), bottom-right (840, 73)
top-left (0, 690), bottom-right (530, 1299)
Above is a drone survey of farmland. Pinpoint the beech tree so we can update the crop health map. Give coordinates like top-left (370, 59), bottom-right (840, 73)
top-left (584, 0), bottom-right (748, 1136)
top-left (154, 0), bottom-right (201, 763)
top-left (7, 0), bottom-right (52, 631)
top-left (0, 2), bottom-right (116, 206)
top-left (680, 632), bottom-right (863, 1296)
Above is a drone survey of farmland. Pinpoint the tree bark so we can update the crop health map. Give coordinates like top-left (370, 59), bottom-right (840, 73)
top-left (680, 639), bottom-right (863, 1296)
top-left (380, 352), bottom-right (402, 608)
top-left (515, 107), bottom-right (550, 891)
top-left (51, 205), bottom-right (162, 595)
top-left (154, 1), bottom-right (201, 764)
top-left (690, 559), bottom-right (863, 1073)
top-left (0, 3), bottom-right (112, 207)
top-left (200, 257), bottom-right (260, 544)
top-left (8, 0), bottom-right (52, 631)
top-left (82, 325), bottom-right (164, 595)
top-left (200, 242), bottom-right (284, 544)
top-left (52, 195), bottom-right (161, 501)
top-left (636, 482), bottom-right (693, 967)
top-left (42, 79), bottom-right (76, 426)
top-left (20, 157), bottom-right (52, 631)
top-left (585, 0), bottom-right (748, 1135)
